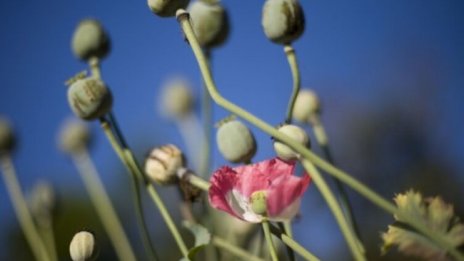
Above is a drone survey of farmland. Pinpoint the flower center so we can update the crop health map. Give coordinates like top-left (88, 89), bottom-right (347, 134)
top-left (250, 190), bottom-right (267, 215)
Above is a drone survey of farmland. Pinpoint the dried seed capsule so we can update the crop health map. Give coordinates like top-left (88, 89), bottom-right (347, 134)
top-left (216, 120), bottom-right (256, 163)
top-left (67, 77), bottom-right (113, 121)
top-left (160, 77), bottom-right (194, 119)
top-left (144, 144), bottom-right (185, 185)
top-left (147, 0), bottom-right (190, 17)
top-left (28, 181), bottom-right (55, 227)
top-left (0, 116), bottom-right (15, 154)
top-left (58, 118), bottom-right (91, 154)
top-left (189, 0), bottom-right (229, 48)
top-left (273, 124), bottom-right (309, 161)
top-left (262, 0), bottom-right (305, 45)
top-left (69, 231), bottom-right (97, 261)
top-left (292, 89), bottom-right (320, 123)
top-left (71, 19), bottom-right (110, 61)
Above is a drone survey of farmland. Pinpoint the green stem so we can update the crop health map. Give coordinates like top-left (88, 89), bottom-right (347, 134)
top-left (99, 119), bottom-right (159, 261)
top-left (39, 222), bottom-right (58, 261)
top-left (212, 236), bottom-right (264, 261)
top-left (72, 149), bottom-right (137, 261)
top-left (279, 222), bottom-right (295, 261)
top-left (175, 10), bottom-right (464, 261)
top-left (301, 159), bottom-right (365, 261)
top-left (262, 220), bottom-right (279, 261)
top-left (89, 57), bottom-right (101, 80)
top-left (0, 155), bottom-right (51, 261)
top-left (199, 49), bottom-right (213, 178)
top-left (284, 45), bottom-right (300, 123)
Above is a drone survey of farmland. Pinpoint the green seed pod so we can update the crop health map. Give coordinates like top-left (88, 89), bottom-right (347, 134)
top-left (69, 231), bottom-right (98, 261)
top-left (160, 77), bottom-right (194, 119)
top-left (144, 144), bottom-right (185, 185)
top-left (274, 124), bottom-right (309, 161)
top-left (71, 19), bottom-right (110, 61)
top-left (67, 77), bottom-right (113, 121)
top-left (216, 120), bottom-right (257, 163)
top-left (292, 89), bottom-right (320, 123)
top-left (28, 181), bottom-right (55, 227)
top-left (189, 0), bottom-right (229, 48)
top-left (147, 0), bottom-right (190, 17)
top-left (250, 190), bottom-right (268, 215)
top-left (0, 116), bottom-right (15, 154)
top-left (58, 118), bottom-right (91, 154)
top-left (262, 0), bottom-right (305, 45)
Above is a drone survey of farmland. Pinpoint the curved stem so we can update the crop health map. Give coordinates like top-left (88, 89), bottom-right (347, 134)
top-left (0, 155), bottom-right (51, 261)
top-left (262, 220), bottom-right (279, 261)
top-left (301, 159), bottom-right (365, 261)
top-left (284, 45), bottom-right (300, 123)
top-left (175, 10), bottom-right (464, 261)
top-left (72, 149), bottom-right (137, 261)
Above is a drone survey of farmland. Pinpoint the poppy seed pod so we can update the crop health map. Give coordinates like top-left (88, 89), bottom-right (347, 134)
top-left (144, 144), bottom-right (185, 185)
top-left (67, 77), bottom-right (113, 121)
top-left (216, 120), bottom-right (257, 163)
top-left (262, 0), bottom-right (305, 45)
top-left (189, 0), bottom-right (229, 48)
top-left (147, 0), bottom-right (190, 17)
top-left (292, 89), bottom-right (320, 123)
top-left (58, 118), bottom-right (91, 154)
top-left (71, 19), bottom-right (110, 61)
top-left (274, 124), bottom-right (309, 161)
top-left (160, 78), bottom-right (194, 119)
top-left (0, 116), bottom-right (15, 154)
top-left (69, 231), bottom-right (97, 261)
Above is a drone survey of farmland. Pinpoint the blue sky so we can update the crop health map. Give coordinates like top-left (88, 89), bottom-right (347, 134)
top-left (0, 0), bottom-right (463, 259)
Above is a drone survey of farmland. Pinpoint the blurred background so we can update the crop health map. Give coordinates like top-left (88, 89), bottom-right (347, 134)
top-left (0, 0), bottom-right (463, 260)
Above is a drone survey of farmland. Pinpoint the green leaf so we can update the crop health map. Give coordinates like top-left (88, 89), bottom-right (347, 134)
top-left (180, 221), bottom-right (211, 261)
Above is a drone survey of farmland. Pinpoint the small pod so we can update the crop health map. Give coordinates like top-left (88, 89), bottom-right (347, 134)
top-left (144, 144), bottom-right (185, 185)
top-left (160, 78), bottom-right (194, 120)
top-left (147, 0), bottom-right (190, 17)
top-left (216, 120), bottom-right (257, 163)
top-left (69, 231), bottom-right (98, 261)
top-left (189, 0), bottom-right (229, 48)
top-left (273, 124), bottom-right (309, 161)
top-left (262, 0), bottom-right (305, 45)
top-left (71, 19), bottom-right (110, 61)
top-left (67, 77), bottom-right (113, 121)
top-left (292, 89), bottom-right (320, 123)
top-left (58, 118), bottom-right (91, 154)
top-left (0, 116), bottom-right (15, 154)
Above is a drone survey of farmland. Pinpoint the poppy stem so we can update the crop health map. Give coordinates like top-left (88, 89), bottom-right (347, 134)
top-left (71, 149), bottom-right (137, 261)
top-left (284, 45), bottom-right (300, 124)
top-left (262, 220), bottom-right (279, 261)
top-left (0, 155), bottom-right (51, 261)
top-left (301, 159), bottom-right (365, 261)
top-left (200, 48), bottom-right (213, 178)
top-left (175, 9), bottom-right (464, 261)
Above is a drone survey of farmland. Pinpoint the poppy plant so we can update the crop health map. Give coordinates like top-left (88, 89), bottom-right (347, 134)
top-left (208, 158), bottom-right (311, 223)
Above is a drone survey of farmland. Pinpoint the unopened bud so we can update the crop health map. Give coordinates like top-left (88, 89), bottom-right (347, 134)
top-left (216, 120), bottom-right (256, 163)
top-left (0, 116), bottom-right (15, 154)
top-left (250, 190), bottom-right (268, 215)
top-left (69, 231), bottom-right (97, 261)
top-left (145, 144), bottom-right (185, 184)
top-left (292, 89), bottom-right (320, 123)
top-left (189, 0), bottom-right (229, 48)
top-left (274, 124), bottom-right (309, 161)
top-left (262, 0), bottom-right (305, 45)
top-left (160, 78), bottom-right (194, 119)
top-left (58, 118), bottom-right (91, 154)
top-left (71, 19), bottom-right (110, 61)
top-left (148, 0), bottom-right (190, 17)
top-left (67, 77), bottom-right (113, 121)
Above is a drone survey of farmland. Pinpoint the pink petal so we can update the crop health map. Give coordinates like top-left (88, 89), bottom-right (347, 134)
top-left (266, 174), bottom-right (311, 218)
top-left (208, 166), bottom-right (241, 219)
top-left (234, 158), bottom-right (295, 179)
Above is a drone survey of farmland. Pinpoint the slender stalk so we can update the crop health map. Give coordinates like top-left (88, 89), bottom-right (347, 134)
top-left (284, 45), bottom-right (300, 123)
top-left (199, 49), bottom-right (213, 178)
top-left (39, 222), bottom-right (58, 261)
top-left (301, 159), bottom-right (365, 261)
top-left (212, 236), bottom-right (265, 261)
top-left (88, 57), bottom-right (101, 80)
top-left (262, 220), bottom-right (279, 261)
top-left (99, 119), bottom-right (159, 261)
top-left (269, 224), bottom-right (320, 261)
top-left (279, 222), bottom-right (295, 261)
top-left (175, 10), bottom-right (464, 260)
top-left (71, 149), bottom-right (137, 261)
top-left (176, 114), bottom-right (203, 172)
top-left (0, 155), bottom-right (51, 261)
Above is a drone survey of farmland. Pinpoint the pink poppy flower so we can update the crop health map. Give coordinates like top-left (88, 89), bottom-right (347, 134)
top-left (208, 158), bottom-right (311, 223)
